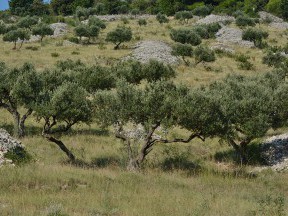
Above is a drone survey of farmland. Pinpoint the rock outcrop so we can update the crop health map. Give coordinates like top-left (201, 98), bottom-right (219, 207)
top-left (196, 14), bottom-right (235, 25)
top-left (215, 26), bottom-right (255, 47)
top-left (0, 129), bottom-right (23, 167)
top-left (123, 40), bottom-right (179, 64)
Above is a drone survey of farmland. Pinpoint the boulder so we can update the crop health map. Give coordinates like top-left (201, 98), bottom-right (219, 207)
top-left (0, 129), bottom-right (23, 167)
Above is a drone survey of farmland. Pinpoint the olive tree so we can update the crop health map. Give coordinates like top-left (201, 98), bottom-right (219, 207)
top-left (194, 45), bottom-right (216, 64)
top-left (242, 28), bottom-right (269, 48)
top-left (32, 23), bottom-right (54, 42)
top-left (75, 24), bottom-right (100, 43)
top-left (3, 28), bottom-right (31, 49)
top-left (170, 29), bottom-right (202, 46)
top-left (0, 63), bottom-right (41, 137)
top-left (106, 26), bottom-right (132, 49)
top-left (175, 11), bottom-right (193, 24)
top-left (34, 80), bottom-right (92, 162)
top-left (94, 81), bottom-right (198, 170)
top-left (208, 75), bottom-right (274, 164)
top-left (172, 43), bottom-right (193, 65)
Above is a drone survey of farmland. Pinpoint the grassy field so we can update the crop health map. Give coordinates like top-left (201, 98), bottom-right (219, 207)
top-left (1, 16), bottom-right (288, 215)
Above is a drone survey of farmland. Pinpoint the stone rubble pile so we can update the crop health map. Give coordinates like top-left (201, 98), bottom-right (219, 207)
top-left (260, 134), bottom-right (288, 171)
top-left (0, 129), bottom-right (23, 167)
top-left (259, 11), bottom-right (288, 30)
top-left (196, 14), bottom-right (235, 25)
top-left (83, 14), bottom-right (154, 23)
top-left (123, 40), bottom-right (179, 64)
top-left (215, 26), bottom-right (255, 47)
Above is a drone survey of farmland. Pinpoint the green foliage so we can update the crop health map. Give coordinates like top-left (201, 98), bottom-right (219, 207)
top-left (138, 19), bottom-right (147, 26)
top-left (280, 0), bottom-right (288, 19)
top-left (4, 147), bottom-right (33, 165)
top-left (106, 26), bottom-right (132, 49)
top-left (74, 24), bottom-right (100, 43)
top-left (3, 28), bottom-right (31, 49)
top-left (235, 54), bottom-right (255, 70)
top-left (51, 0), bottom-right (94, 16)
top-left (242, 28), bottom-right (269, 48)
top-left (192, 5), bottom-right (213, 17)
top-left (156, 0), bottom-right (185, 16)
top-left (142, 60), bottom-right (176, 82)
top-left (170, 28), bottom-right (202, 46)
top-left (9, 0), bottom-right (49, 16)
top-left (156, 13), bottom-right (169, 24)
top-left (171, 43), bottom-right (193, 65)
top-left (0, 22), bottom-right (7, 35)
top-left (214, 0), bottom-right (244, 15)
top-left (113, 60), bottom-right (143, 84)
top-left (32, 23), bottom-right (54, 42)
top-left (262, 50), bottom-right (286, 68)
top-left (17, 16), bottom-right (38, 30)
top-left (194, 45), bottom-right (216, 64)
top-left (208, 74), bottom-right (274, 163)
top-left (266, 0), bottom-right (281, 17)
top-left (88, 17), bottom-right (106, 29)
top-left (236, 16), bottom-right (257, 27)
top-left (175, 11), bottom-right (193, 23)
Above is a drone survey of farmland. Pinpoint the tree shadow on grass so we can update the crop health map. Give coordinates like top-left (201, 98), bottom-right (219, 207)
top-left (0, 123), bottom-right (42, 136)
top-left (64, 156), bottom-right (121, 169)
top-left (214, 142), bottom-right (266, 166)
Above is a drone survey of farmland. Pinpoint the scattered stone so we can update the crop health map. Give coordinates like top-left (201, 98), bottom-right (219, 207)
top-left (215, 26), bottom-right (255, 47)
top-left (123, 40), bottom-right (179, 64)
top-left (196, 14), bottom-right (235, 25)
top-left (84, 14), bottom-right (154, 23)
top-left (0, 129), bottom-right (23, 167)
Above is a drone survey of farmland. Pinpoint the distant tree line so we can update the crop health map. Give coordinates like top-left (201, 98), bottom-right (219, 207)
top-left (5, 0), bottom-right (288, 20)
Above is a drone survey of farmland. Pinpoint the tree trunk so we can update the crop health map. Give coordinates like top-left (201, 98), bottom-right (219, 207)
top-left (42, 133), bottom-right (76, 162)
top-left (13, 41), bottom-right (17, 50)
top-left (18, 109), bottom-right (33, 138)
top-left (228, 139), bottom-right (249, 165)
top-left (114, 42), bottom-right (121, 50)
top-left (13, 112), bottom-right (20, 138)
top-left (19, 40), bottom-right (24, 50)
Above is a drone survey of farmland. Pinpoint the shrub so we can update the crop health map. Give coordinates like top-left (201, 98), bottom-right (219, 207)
top-left (51, 52), bottom-right (60, 57)
top-left (17, 16), bottom-right (38, 30)
top-left (172, 43), bottom-right (193, 65)
top-left (262, 50), bottom-right (286, 68)
top-left (138, 19), bottom-right (147, 26)
top-left (143, 60), bottom-right (176, 82)
top-left (67, 36), bottom-right (80, 44)
top-left (192, 26), bottom-right (209, 39)
top-left (235, 54), bottom-right (254, 70)
top-left (170, 29), bottom-right (202, 46)
top-left (0, 22), bottom-right (7, 35)
top-left (4, 147), bottom-right (32, 165)
top-left (194, 45), bottom-right (216, 64)
top-left (156, 13), bottom-right (169, 24)
top-left (242, 28), bottom-right (269, 48)
top-left (192, 5), bottom-right (213, 17)
top-left (88, 17), bottom-right (106, 29)
top-left (174, 11), bottom-right (193, 23)
top-left (236, 16), bottom-right (256, 27)
top-left (106, 26), bottom-right (132, 49)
